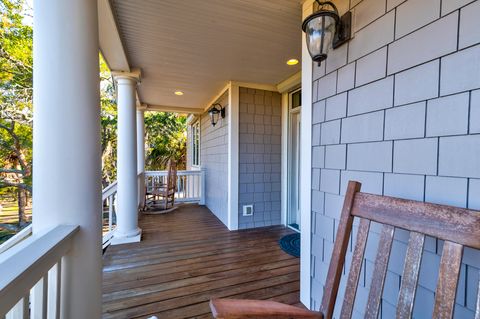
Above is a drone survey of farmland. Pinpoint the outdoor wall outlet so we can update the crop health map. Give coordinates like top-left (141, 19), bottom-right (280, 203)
top-left (243, 205), bottom-right (254, 216)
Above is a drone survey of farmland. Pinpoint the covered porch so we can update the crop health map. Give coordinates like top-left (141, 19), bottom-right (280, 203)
top-left (1, 0), bottom-right (480, 318)
top-left (102, 204), bottom-right (300, 319)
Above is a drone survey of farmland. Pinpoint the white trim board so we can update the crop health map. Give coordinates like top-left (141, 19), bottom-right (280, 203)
top-left (203, 84), bottom-right (230, 112)
top-left (300, 0), bottom-right (314, 308)
top-left (280, 72), bottom-right (302, 228)
top-left (277, 71), bottom-right (301, 94)
top-left (227, 82), bottom-right (239, 231)
top-left (98, 0), bottom-right (129, 72)
top-left (281, 92), bottom-right (289, 227)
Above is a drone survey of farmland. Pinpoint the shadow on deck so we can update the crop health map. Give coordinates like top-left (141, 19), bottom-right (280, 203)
top-left (102, 204), bottom-right (301, 319)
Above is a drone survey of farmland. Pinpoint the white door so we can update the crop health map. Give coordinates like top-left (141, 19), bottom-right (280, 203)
top-left (287, 89), bottom-right (301, 231)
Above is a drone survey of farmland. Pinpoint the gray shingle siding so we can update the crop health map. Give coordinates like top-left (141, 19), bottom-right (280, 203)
top-left (200, 91), bottom-right (229, 225)
top-left (310, 0), bottom-right (480, 317)
top-left (238, 87), bottom-right (282, 229)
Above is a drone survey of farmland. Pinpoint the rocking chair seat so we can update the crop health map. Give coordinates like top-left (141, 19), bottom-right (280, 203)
top-left (210, 299), bottom-right (322, 319)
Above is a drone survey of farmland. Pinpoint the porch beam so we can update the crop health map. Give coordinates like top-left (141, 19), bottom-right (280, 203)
top-left (146, 104), bottom-right (203, 114)
top-left (98, 0), bottom-right (130, 72)
top-left (111, 70), bottom-right (142, 244)
top-left (32, 0), bottom-right (102, 318)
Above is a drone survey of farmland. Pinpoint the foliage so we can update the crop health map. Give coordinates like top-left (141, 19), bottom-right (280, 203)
top-left (99, 60), bottom-right (188, 181)
top-left (0, 0), bottom-right (33, 226)
top-left (145, 112), bottom-right (187, 170)
top-left (99, 55), bottom-right (118, 186)
top-left (0, 0), bottom-right (188, 229)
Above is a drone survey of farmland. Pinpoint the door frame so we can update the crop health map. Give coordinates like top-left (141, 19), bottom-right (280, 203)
top-left (286, 88), bottom-right (301, 233)
top-left (279, 73), bottom-right (301, 232)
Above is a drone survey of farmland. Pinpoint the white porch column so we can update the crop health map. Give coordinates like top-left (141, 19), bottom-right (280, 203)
top-left (136, 108), bottom-right (146, 207)
top-left (111, 70), bottom-right (142, 244)
top-left (33, 0), bottom-right (101, 318)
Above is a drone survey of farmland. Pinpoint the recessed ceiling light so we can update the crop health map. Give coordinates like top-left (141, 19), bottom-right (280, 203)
top-left (286, 58), bottom-right (299, 66)
top-left (174, 91), bottom-right (184, 96)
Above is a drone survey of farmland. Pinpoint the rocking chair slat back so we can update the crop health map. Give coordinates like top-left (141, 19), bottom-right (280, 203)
top-left (432, 241), bottom-right (463, 319)
top-left (364, 224), bottom-right (394, 319)
top-left (209, 180), bottom-right (480, 319)
top-left (396, 232), bottom-right (425, 318)
top-left (339, 218), bottom-right (370, 319)
top-left (321, 180), bottom-right (480, 319)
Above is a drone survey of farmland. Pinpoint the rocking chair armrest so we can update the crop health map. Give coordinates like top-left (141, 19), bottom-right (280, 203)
top-left (209, 299), bottom-right (323, 319)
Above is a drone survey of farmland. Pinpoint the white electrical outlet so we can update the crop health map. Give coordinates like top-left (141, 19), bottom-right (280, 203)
top-left (243, 204), bottom-right (254, 216)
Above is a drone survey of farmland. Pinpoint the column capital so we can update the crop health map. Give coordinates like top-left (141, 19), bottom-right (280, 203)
top-left (137, 103), bottom-right (148, 111)
top-left (112, 68), bottom-right (141, 84)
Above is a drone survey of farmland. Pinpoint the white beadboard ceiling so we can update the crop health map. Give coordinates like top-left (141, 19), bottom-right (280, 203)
top-left (110, 0), bottom-right (302, 110)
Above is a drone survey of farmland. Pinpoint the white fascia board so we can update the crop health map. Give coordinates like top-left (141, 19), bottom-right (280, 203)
top-left (300, 0), bottom-right (314, 309)
top-left (147, 104), bottom-right (203, 115)
top-left (277, 72), bottom-right (302, 94)
top-left (98, 0), bottom-right (130, 72)
top-left (231, 81), bottom-right (278, 92)
top-left (203, 83), bottom-right (231, 112)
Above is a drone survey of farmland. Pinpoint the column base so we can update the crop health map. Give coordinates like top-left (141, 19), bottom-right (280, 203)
top-left (110, 228), bottom-right (142, 245)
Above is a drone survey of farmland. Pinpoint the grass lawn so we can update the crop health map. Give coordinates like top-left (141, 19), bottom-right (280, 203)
top-left (0, 200), bottom-right (32, 245)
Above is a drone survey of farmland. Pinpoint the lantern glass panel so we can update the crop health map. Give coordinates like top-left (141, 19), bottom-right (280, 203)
top-left (209, 109), bottom-right (219, 126)
top-left (305, 14), bottom-right (336, 62)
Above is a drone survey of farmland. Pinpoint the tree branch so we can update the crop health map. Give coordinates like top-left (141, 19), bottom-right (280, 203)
top-left (0, 168), bottom-right (24, 174)
top-left (0, 179), bottom-right (32, 193)
top-left (0, 122), bottom-right (30, 174)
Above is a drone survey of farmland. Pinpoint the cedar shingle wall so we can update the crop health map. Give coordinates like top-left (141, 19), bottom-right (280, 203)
top-left (238, 87), bottom-right (282, 229)
top-left (310, 0), bottom-right (480, 317)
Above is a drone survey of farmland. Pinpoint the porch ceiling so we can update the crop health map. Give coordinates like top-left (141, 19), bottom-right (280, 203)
top-left (109, 0), bottom-right (302, 110)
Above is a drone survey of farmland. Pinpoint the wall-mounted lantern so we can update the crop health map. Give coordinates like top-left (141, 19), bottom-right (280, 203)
top-left (208, 103), bottom-right (225, 127)
top-left (302, 1), bottom-right (352, 65)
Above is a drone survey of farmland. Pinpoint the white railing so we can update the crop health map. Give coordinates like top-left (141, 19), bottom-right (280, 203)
top-left (0, 225), bottom-right (79, 318)
top-left (102, 181), bottom-right (117, 249)
top-left (101, 169), bottom-right (205, 248)
top-left (0, 225), bottom-right (32, 255)
top-left (145, 169), bottom-right (205, 204)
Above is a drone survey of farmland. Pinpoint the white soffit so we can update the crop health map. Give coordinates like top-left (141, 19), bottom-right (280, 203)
top-left (108, 0), bottom-right (302, 110)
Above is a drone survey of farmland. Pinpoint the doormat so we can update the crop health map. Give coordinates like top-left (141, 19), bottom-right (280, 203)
top-left (279, 233), bottom-right (300, 258)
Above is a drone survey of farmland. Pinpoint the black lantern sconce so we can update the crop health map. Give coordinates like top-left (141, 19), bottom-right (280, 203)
top-left (208, 103), bottom-right (225, 127)
top-left (302, 1), bottom-right (352, 65)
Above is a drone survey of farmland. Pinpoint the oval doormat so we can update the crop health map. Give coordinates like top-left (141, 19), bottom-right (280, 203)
top-left (279, 233), bottom-right (300, 258)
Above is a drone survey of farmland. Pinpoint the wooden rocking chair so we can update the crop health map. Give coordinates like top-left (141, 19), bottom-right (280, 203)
top-left (210, 180), bottom-right (480, 319)
top-left (144, 160), bottom-right (177, 211)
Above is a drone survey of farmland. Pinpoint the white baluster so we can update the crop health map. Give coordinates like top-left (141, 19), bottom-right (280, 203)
top-left (47, 261), bottom-right (61, 319)
top-left (5, 295), bottom-right (28, 319)
top-left (200, 169), bottom-right (206, 205)
top-left (177, 176), bottom-right (181, 198)
top-left (31, 276), bottom-right (48, 319)
top-left (108, 194), bottom-right (113, 232)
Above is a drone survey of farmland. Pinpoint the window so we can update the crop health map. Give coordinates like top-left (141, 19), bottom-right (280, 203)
top-left (192, 121), bottom-right (200, 166)
top-left (290, 89), bottom-right (301, 109)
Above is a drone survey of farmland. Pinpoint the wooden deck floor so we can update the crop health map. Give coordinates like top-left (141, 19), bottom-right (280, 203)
top-left (102, 204), bottom-right (301, 319)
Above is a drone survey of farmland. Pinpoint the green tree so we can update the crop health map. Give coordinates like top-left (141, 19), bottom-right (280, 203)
top-left (145, 112), bottom-right (187, 170)
top-left (0, 0), bottom-right (33, 227)
top-left (99, 55), bottom-right (118, 186)
top-left (0, 0), bottom-right (188, 233)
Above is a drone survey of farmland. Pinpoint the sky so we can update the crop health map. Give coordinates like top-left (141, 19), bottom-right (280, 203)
top-left (22, 0), bottom-right (33, 26)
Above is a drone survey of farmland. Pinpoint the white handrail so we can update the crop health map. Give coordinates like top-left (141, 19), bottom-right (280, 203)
top-left (102, 180), bottom-right (117, 200)
top-left (145, 169), bottom-right (203, 176)
top-left (0, 224), bottom-right (32, 255)
top-left (145, 169), bottom-right (205, 204)
top-left (101, 169), bottom-right (205, 248)
top-left (0, 225), bottom-right (79, 318)
top-left (101, 181), bottom-right (118, 249)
